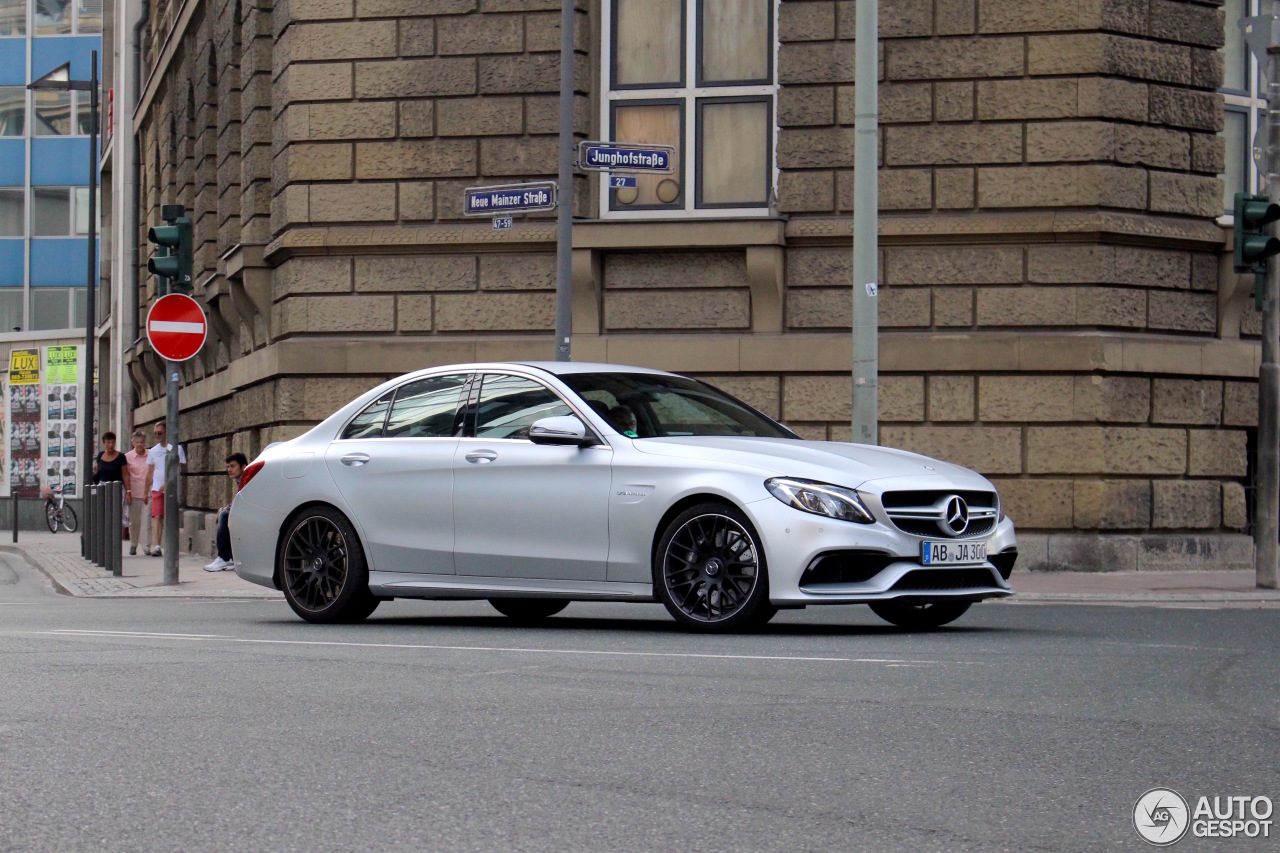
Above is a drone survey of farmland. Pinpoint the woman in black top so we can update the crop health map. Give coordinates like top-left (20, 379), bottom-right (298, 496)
top-left (93, 431), bottom-right (130, 490)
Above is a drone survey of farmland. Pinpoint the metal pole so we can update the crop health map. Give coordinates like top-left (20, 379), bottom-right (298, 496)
top-left (1259, 46), bottom-right (1280, 590)
top-left (553, 0), bottom-right (574, 361)
top-left (85, 52), bottom-right (98, 526)
top-left (11, 497), bottom-right (16, 544)
top-left (851, 0), bottom-right (878, 444)
top-left (89, 486), bottom-right (99, 565)
top-left (163, 362), bottom-right (179, 584)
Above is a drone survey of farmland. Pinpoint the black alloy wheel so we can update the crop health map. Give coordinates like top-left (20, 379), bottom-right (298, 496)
top-left (655, 503), bottom-right (776, 632)
top-left (488, 598), bottom-right (570, 622)
top-left (869, 600), bottom-right (971, 630)
top-left (279, 507), bottom-right (379, 623)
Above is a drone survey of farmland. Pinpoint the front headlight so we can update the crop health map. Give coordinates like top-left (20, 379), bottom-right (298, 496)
top-left (765, 477), bottom-right (875, 524)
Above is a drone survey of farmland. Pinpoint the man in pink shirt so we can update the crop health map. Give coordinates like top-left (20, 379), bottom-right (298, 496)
top-left (123, 430), bottom-right (150, 555)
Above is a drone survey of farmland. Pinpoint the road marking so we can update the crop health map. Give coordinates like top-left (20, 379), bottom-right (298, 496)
top-left (32, 629), bottom-right (964, 666)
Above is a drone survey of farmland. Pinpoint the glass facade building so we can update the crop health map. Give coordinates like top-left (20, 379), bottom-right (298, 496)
top-left (0, 0), bottom-right (100, 334)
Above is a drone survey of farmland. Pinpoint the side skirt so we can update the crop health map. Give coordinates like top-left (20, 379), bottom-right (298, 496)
top-left (368, 571), bottom-right (656, 602)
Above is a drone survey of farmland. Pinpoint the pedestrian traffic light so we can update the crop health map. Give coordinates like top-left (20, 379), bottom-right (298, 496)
top-left (1233, 192), bottom-right (1280, 275)
top-left (147, 204), bottom-right (194, 295)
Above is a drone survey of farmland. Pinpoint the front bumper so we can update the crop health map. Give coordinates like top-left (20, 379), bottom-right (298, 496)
top-left (744, 496), bottom-right (1016, 605)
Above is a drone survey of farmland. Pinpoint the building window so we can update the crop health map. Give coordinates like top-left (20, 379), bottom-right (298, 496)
top-left (33, 90), bottom-right (70, 135)
top-left (29, 286), bottom-right (82, 331)
top-left (0, 290), bottom-right (22, 332)
top-left (601, 0), bottom-right (776, 218)
top-left (1222, 0), bottom-right (1273, 215)
top-left (33, 0), bottom-right (100, 35)
top-left (0, 87), bottom-right (23, 136)
top-left (0, 0), bottom-right (24, 35)
top-left (0, 188), bottom-right (23, 236)
top-left (31, 187), bottom-right (96, 236)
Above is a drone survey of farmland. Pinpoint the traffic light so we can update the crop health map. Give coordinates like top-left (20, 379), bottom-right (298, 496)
top-left (147, 204), bottom-right (193, 295)
top-left (1234, 192), bottom-right (1280, 275)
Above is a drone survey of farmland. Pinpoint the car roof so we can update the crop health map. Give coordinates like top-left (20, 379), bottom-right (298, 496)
top-left (513, 361), bottom-right (679, 377)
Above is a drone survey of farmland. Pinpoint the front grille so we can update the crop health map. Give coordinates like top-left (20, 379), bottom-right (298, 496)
top-left (890, 568), bottom-right (999, 591)
top-left (799, 550), bottom-right (896, 587)
top-left (880, 490), bottom-right (999, 539)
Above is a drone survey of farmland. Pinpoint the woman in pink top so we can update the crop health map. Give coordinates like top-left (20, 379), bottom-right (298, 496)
top-left (124, 430), bottom-right (151, 556)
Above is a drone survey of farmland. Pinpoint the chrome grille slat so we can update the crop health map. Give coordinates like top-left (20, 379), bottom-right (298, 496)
top-left (881, 490), bottom-right (999, 539)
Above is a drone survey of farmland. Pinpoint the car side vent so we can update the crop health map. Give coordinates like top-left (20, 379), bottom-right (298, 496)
top-left (890, 568), bottom-right (1000, 591)
top-left (989, 548), bottom-right (1017, 580)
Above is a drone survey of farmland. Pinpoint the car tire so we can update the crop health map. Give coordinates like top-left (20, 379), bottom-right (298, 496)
top-left (279, 506), bottom-right (378, 624)
top-left (869, 600), bottom-right (971, 630)
top-left (488, 598), bottom-right (569, 622)
top-left (654, 502), bottom-right (773, 632)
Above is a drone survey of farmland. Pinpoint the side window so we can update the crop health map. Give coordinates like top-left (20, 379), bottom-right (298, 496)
top-left (385, 374), bottom-right (468, 438)
top-left (341, 391), bottom-right (393, 440)
top-left (474, 374), bottom-right (572, 440)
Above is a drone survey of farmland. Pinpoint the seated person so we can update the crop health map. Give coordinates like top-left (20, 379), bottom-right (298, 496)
top-left (606, 405), bottom-right (639, 438)
top-left (204, 453), bottom-right (248, 572)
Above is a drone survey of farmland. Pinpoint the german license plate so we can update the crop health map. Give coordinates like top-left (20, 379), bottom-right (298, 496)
top-left (921, 540), bottom-right (988, 565)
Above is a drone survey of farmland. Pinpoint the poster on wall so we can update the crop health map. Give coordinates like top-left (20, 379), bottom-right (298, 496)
top-left (41, 345), bottom-right (84, 498)
top-left (8, 349), bottom-right (42, 498)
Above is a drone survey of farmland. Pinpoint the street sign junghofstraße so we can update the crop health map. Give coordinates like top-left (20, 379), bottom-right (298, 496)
top-left (578, 142), bottom-right (676, 174)
top-left (463, 182), bottom-right (558, 216)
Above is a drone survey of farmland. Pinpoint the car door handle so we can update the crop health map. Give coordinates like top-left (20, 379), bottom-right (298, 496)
top-left (465, 450), bottom-right (498, 464)
top-left (340, 453), bottom-right (371, 467)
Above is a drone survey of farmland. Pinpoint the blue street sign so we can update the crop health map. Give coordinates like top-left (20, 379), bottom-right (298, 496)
top-left (578, 141), bottom-right (676, 174)
top-left (609, 175), bottom-right (638, 189)
top-left (463, 182), bottom-right (557, 216)
top-left (493, 215), bottom-right (514, 230)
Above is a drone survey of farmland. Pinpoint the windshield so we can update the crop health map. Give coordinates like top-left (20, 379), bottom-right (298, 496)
top-left (559, 373), bottom-right (796, 439)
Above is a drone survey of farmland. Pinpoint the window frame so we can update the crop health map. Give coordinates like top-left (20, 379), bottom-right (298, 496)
top-left (30, 186), bottom-right (96, 237)
top-left (600, 0), bottom-right (779, 221)
top-left (1221, 0), bottom-right (1271, 219)
top-left (33, 0), bottom-right (101, 36)
top-left (694, 95), bottom-right (774, 210)
top-left (466, 371), bottom-right (605, 445)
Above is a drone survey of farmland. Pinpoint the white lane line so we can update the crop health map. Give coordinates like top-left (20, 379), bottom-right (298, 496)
top-left (32, 629), bottom-right (960, 666)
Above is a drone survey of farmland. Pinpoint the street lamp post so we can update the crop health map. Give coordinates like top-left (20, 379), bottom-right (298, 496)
top-left (28, 54), bottom-right (97, 508)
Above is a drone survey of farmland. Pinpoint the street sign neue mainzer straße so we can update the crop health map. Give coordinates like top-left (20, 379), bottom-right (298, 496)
top-left (463, 182), bottom-right (558, 217)
top-left (578, 141), bottom-right (676, 174)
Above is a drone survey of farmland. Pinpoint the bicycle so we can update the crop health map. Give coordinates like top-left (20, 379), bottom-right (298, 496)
top-left (44, 489), bottom-right (78, 533)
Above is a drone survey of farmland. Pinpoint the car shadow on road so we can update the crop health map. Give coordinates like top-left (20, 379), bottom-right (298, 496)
top-left (259, 613), bottom-right (1028, 638)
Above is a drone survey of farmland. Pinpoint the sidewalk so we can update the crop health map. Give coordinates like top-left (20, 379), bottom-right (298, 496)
top-left (1008, 569), bottom-right (1280, 606)
top-left (1, 531), bottom-right (281, 599)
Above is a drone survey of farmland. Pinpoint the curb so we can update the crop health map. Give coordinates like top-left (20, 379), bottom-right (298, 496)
top-left (0, 543), bottom-right (78, 597)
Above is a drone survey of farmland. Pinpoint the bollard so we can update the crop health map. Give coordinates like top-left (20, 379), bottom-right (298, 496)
top-left (109, 482), bottom-right (123, 577)
top-left (87, 487), bottom-right (95, 564)
top-left (94, 486), bottom-right (102, 565)
top-left (11, 496), bottom-right (16, 544)
top-left (96, 487), bottom-right (106, 568)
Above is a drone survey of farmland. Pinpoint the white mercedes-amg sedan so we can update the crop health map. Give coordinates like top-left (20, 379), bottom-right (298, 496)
top-left (230, 362), bottom-right (1017, 631)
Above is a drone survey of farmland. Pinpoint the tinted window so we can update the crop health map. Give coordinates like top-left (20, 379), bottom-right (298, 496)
top-left (474, 374), bottom-right (572, 440)
top-left (385, 374), bottom-right (468, 438)
top-left (341, 392), bottom-right (392, 440)
top-left (560, 373), bottom-right (794, 439)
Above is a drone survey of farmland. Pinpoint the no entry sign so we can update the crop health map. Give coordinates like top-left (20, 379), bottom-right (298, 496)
top-left (146, 293), bottom-right (207, 362)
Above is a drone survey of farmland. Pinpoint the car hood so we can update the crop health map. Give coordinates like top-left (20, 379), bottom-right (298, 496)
top-left (630, 437), bottom-right (990, 491)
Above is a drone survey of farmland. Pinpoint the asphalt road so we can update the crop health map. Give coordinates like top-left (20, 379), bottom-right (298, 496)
top-left (0, 554), bottom-right (1277, 853)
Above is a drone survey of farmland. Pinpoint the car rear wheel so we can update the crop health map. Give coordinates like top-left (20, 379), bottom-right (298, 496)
top-left (279, 507), bottom-right (378, 623)
top-left (488, 598), bottom-right (569, 622)
top-left (869, 600), bottom-right (971, 630)
top-left (655, 502), bottom-right (775, 632)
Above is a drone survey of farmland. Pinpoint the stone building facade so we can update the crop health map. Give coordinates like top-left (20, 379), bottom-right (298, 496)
top-left (111, 0), bottom-right (1258, 569)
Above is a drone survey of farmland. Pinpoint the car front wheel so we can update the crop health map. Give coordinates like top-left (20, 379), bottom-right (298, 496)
top-left (869, 600), bottom-right (971, 630)
top-left (279, 506), bottom-right (379, 624)
top-left (655, 502), bottom-right (775, 632)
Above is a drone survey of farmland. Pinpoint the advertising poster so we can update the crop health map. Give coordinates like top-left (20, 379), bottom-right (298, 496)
top-left (8, 349), bottom-right (42, 498)
top-left (41, 345), bottom-right (83, 498)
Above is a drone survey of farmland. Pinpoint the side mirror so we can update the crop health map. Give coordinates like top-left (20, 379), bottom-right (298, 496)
top-left (528, 415), bottom-right (595, 447)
